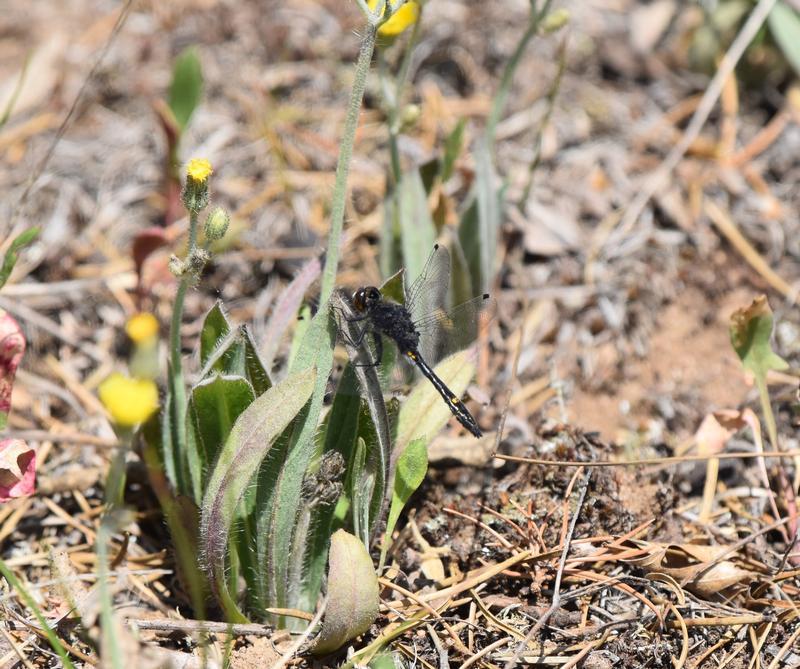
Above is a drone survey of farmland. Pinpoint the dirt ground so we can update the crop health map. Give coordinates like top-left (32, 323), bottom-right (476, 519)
top-left (1, 0), bottom-right (799, 667)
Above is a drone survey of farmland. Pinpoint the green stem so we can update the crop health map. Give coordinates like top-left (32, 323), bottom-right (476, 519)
top-left (319, 23), bottom-right (378, 303)
top-left (97, 520), bottom-right (123, 669)
top-left (383, 13), bottom-right (423, 186)
top-left (378, 51), bottom-right (403, 184)
top-left (167, 209), bottom-right (199, 483)
top-left (518, 34), bottom-right (566, 207)
top-left (757, 379), bottom-right (779, 453)
top-left (485, 0), bottom-right (552, 149)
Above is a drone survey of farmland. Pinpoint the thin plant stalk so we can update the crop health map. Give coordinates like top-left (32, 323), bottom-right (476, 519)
top-left (319, 23), bottom-right (378, 303)
top-left (379, 10), bottom-right (424, 185)
top-left (167, 208), bottom-right (200, 481)
top-left (485, 0), bottom-right (553, 149)
top-left (97, 520), bottom-right (123, 669)
top-left (518, 35), bottom-right (566, 206)
top-left (0, 559), bottom-right (77, 669)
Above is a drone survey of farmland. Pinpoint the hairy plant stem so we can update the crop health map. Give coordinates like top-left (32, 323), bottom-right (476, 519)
top-left (167, 208), bottom-right (200, 482)
top-left (319, 23), bottom-right (378, 302)
top-left (485, 0), bottom-right (553, 149)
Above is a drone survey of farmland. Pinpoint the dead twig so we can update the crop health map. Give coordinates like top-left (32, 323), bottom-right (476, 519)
top-left (503, 469), bottom-right (591, 669)
top-left (612, 0), bottom-right (778, 240)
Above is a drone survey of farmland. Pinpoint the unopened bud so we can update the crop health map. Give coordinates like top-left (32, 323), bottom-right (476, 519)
top-left (540, 8), bottom-right (569, 33)
top-left (400, 104), bottom-right (421, 129)
top-left (204, 207), bottom-right (230, 241)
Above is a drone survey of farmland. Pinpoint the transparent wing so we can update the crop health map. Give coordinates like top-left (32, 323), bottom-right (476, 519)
top-left (404, 244), bottom-right (451, 326)
top-left (415, 293), bottom-right (496, 365)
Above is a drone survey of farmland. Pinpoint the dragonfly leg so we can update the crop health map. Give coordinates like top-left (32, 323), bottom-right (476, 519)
top-left (354, 331), bottom-right (382, 368)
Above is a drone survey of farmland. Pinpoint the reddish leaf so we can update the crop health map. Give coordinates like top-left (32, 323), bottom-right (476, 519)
top-left (0, 439), bottom-right (35, 501)
top-left (0, 309), bottom-right (25, 430)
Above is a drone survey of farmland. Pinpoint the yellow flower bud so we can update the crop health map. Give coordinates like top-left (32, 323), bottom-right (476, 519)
top-left (125, 312), bottom-right (159, 344)
top-left (98, 373), bottom-right (159, 427)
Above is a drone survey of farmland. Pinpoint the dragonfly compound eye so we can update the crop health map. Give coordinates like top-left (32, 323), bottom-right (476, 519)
top-left (352, 288), bottom-right (367, 311)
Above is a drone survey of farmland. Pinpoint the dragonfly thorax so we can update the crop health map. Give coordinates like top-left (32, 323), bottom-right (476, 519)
top-left (352, 286), bottom-right (420, 353)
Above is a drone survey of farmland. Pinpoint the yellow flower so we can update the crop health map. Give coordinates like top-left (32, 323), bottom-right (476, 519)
top-left (186, 158), bottom-right (213, 183)
top-left (99, 373), bottom-right (159, 427)
top-left (125, 312), bottom-right (159, 344)
top-left (368, 0), bottom-right (419, 37)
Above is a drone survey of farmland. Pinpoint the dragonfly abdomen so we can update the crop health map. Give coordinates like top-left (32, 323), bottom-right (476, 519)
top-left (405, 349), bottom-right (483, 438)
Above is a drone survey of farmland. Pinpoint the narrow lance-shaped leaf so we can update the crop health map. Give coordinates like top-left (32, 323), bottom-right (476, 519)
top-left (0, 227), bottom-right (39, 290)
top-left (260, 256), bottom-right (322, 372)
top-left (440, 118), bottom-right (466, 183)
top-left (265, 303), bottom-right (334, 620)
top-left (768, 2), bottom-right (800, 79)
top-left (399, 169), bottom-right (437, 285)
top-left (168, 46), bottom-right (203, 130)
top-left (379, 437), bottom-right (427, 571)
top-left (200, 366), bottom-right (316, 622)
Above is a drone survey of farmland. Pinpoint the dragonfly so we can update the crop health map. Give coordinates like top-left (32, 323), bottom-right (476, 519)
top-left (342, 244), bottom-right (494, 438)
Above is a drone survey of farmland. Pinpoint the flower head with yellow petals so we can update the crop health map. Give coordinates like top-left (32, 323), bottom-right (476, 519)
top-left (99, 373), bottom-right (159, 428)
top-left (186, 158), bottom-right (213, 184)
top-left (368, 0), bottom-right (420, 37)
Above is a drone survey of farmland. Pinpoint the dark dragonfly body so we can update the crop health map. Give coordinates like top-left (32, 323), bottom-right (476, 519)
top-left (351, 285), bottom-right (484, 438)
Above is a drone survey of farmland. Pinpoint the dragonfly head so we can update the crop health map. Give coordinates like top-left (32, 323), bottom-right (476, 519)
top-left (352, 286), bottom-right (381, 312)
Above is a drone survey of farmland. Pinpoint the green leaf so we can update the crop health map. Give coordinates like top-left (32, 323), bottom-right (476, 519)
top-left (263, 303), bottom-right (335, 623)
top-left (187, 375), bottom-right (255, 503)
top-left (297, 365), bottom-right (362, 616)
top-left (441, 118), bottom-right (466, 183)
top-left (459, 137), bottom-right (503, 295)
top-left (199, 366), bottom-right (316, 622)
top-left (0, 227), bottom-right (39, 290)
top-left (379, 190), bottom-right (402, 279)
top-left (769, 2), bottom-right (800, 78)
top-left (395, 350), bottom-right (477, 450)
top-left (379, 438), bottom-right (427, 570)
top-left (312, 529), bottom-right (379, 656)
top-left (199, 303), bottom-right (271, 393)
top-left (369, 653), bottom-right (406, 669)
top-left (729, 295), bottom-right (789, 384)
top-left (418, 157), bottom-right (440, 194)
top-left (200, 302), bottom-right (233, 371)
top-left (168, 46), bottom-right (203, 130)
top-left (399, 169), bottom-right (437, 285)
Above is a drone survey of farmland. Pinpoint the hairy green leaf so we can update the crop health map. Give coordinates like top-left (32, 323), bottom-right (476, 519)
top-left (200, 366), bottom-right (316, 622)
top-left (312, 529), bottom-right (379, 656)
top-left (187, 375), bottom-right (255, 504)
